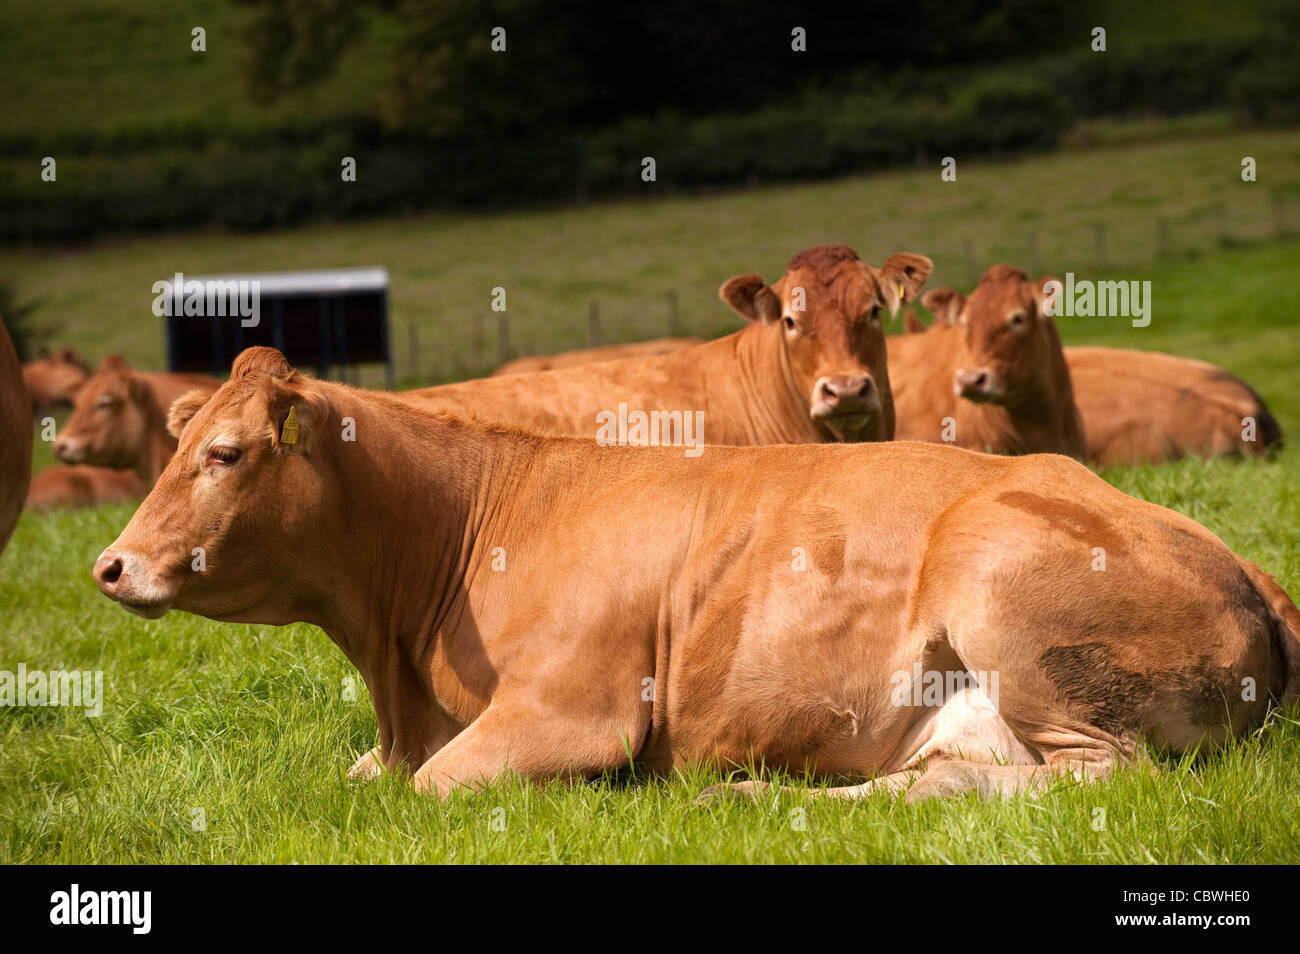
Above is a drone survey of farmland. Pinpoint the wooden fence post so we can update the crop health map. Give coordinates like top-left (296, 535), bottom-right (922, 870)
top-left (470, 313), bottom-right (484, 372)
top-left (407, 323), bottom-right (418, 381)
top-left (496, 313), bottom-right (510, 367)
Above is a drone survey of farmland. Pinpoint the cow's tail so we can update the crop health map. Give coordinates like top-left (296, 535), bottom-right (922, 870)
top-left (1240, 559), bottom-right (1300, 705)
top-left (1256, 402), bottom-right (1283, 453)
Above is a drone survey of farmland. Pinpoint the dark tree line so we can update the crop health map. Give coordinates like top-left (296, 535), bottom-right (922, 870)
top-left (232, 0), bottom-right (1077, 137)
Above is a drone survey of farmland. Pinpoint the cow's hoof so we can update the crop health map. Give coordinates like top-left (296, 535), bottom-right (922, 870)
top-left (903, 762), bottom-right (980, 803)
top-left (347, 746), bottom-right (384, 781)
top-left (694, 780), bottom-right (771, 805)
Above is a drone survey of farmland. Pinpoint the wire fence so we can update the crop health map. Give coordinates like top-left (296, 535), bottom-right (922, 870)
top-left (397, 188), bottom-right (1297, 387)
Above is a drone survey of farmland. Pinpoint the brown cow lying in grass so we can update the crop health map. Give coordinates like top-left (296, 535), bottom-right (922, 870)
top-left (492, 338), bottom-right (703, 376)
top-left (54, 355), bottom-right (220, 485)
top-left (912, 279), bottom-right (1281, 465)
top-left (1065, 347), bottom-right (1281, 466)
top-left (888, 265), bottom-right (1085, 458)
top-left (0, 316), bottom-right (32, 558)
top-left (26, 465), bottom-right (144, 510)
top-left (93, 346), bottom-right (1300, 801)
top-left (411, 245), bottom-right (935, 446)
top-left (23, 347), bottom-right (91, 414)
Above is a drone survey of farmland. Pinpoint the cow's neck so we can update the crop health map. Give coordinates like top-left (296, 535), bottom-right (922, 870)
top-left (727, 323), bottom-right (821, 444)
top-left (140, 385), bottom-right (179, 485)
top-left (1002, 329), bottom-right (1084, 455)
top-left (315, 393), bottom-right (529, 763)
top-left (962, 354), bottom-right (1083, 456)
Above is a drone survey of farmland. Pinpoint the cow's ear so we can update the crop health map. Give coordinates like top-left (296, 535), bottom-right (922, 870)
top-left (719, 274), bottom-right (781, 323)
top-left (1031, 276), bottom-right (1061, 318)
top-left (265, 380), bottom-right (330, 452)
top-left (167, 389), bottom-right (213, 439)
top-left (98, 353), bottom-right (130, 375)
top-left (128, 373), bottom-right (151, 403)
top-left (921, 288), bottom-right (965, 326)
top-left (877, 253), bottom-right (934, 314)
top-left (60, 347), bottom-right (91, 372)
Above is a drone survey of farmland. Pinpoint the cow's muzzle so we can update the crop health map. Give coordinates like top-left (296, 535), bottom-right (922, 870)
top-left (52, 436), bottom-right (87, 464)
top-left (954, 367), bottom-right (1006, 403)
top-left (811, 373), bottom-right (880, 438)
top-left (94, 548), bottom-right (173, 619)
top-left (812, 373), bottom-right (878, 416)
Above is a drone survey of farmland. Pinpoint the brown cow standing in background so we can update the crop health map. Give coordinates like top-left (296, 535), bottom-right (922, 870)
top-left (888, 265), bottom-right (1085, 458)
top-left (411, 245), bottom-right (934, 446)
top-left (53, 355), bottom-right (219, 485)
top-left (492, 338), bottom-right (703, 376)
top-left (0, 315), bottom-right (32, 558)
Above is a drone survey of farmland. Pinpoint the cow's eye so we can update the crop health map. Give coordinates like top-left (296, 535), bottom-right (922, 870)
top-left (869, 305), bottom-right (882, 321)
top-left (783, 315), bottom-right (796, 331)
top-left (95, 399), bottom-right (116, 410)
top-left (1008, 313), bottom-right (1026, 328)
top-left (206, 445), bottom-right (241, 466)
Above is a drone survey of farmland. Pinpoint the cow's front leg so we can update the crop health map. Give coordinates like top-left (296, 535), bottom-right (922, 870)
top-left (696, 770), bottom-right (919, 804)
top-left (411, 703), bottom-right (641, 797)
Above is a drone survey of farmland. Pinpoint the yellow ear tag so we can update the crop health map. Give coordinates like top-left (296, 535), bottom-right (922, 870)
top-left (898, 282), bottom-right (906, 303)
top-left (281, 405), bottom-right (300, 445)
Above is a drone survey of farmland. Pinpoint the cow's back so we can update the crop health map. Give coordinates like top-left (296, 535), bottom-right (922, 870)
top-left (142, 372), bottom-right (222, 414)
top-left (1066, 346), bottom-right (1280, 465)
top-left (26, 465), bottom-right (144, 510)
top-left (492, 338), bottom-right (703, 376)
top-left (412, 334), bottom-right (783, 444)
top-left (23, 353), bottom-right (90, 412)
top-left (0, 316), bottom-right (32, 558)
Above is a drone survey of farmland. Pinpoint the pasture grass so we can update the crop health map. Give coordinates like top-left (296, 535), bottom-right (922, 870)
top-left (2, 132), bottom-right (1299, 863)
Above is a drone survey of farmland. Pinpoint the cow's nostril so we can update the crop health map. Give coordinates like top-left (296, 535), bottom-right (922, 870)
top-left (95, 554), bottom-right (123, 588)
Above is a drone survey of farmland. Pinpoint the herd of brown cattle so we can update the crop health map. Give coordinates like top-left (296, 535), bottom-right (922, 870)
top-left (2, 243), bottom-right (1296, 803)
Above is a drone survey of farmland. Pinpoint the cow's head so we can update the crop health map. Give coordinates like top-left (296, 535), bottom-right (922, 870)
top-left (23, 347), bottom-right (91, 409)
top-left (94, 348), bottom-right (332, 623)
top-left (54, 355), bottom-right (155, 469)
top-left (930, 265), bottom-right (1062, 406)
top-left (719, 245), bottom-right (932, 441)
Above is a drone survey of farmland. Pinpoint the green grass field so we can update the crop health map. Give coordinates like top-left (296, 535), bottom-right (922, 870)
top-left (2, 131), bottom-right (1299, 863)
